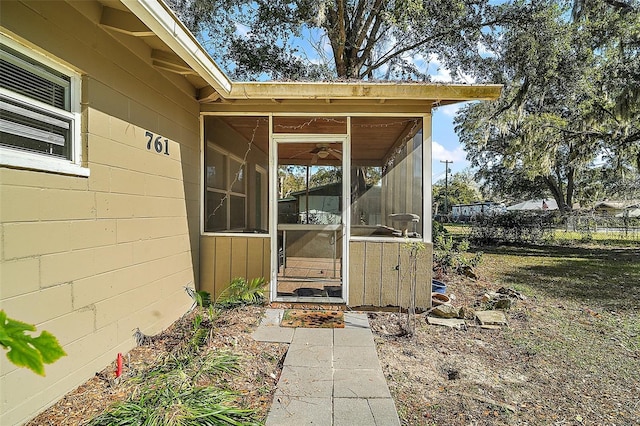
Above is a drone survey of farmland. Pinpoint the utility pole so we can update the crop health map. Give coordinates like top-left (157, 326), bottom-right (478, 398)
top-left (440, 160), bottom-right (453, 219)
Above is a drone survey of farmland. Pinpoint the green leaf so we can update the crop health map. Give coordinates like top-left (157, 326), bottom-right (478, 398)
top-left (0, 310), bottom-right (66, 376)
top-left (32, 331), bottom-right (67, 364)
top-left (6, 338), bottom-right (46, 376)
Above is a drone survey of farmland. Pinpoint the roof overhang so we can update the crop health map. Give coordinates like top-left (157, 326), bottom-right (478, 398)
top-left (229, 81), bottom-right (502, 104)
top-left (119, 0), bottom-right (502, 110)
top-left (120, 0), bottom-right (232, 96)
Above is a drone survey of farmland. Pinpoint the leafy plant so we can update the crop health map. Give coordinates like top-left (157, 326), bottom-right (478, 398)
top-left (0, 310), bottom-right (66, 376)
top-left (89, 385), bottom-right (258, 426)
top-left (217, 277), bottom-right (267, 308)
top-left (433, 234), bottom-right (483, 278)
top-left (92, 349), bottom-right (257, 426)
top-left (195, 290), bottom-right (212, 308)
top-left (470, 212), bottom-right (556, 245)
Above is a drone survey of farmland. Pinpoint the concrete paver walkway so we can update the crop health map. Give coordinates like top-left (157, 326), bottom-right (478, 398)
top-left (252, 309), bottom-right (400, 426)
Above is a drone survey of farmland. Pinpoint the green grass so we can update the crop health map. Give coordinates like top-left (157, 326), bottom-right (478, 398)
top-left (475, 243), bottom-right (640, 422)
top-left (479, 245), bottom-right (639, 378)
top-left (550, 229), bottom-right (640, 244)
top-left (478, 244), bottom-right (640, 310)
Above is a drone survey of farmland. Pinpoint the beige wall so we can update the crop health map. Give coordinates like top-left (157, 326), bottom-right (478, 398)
top-left (0, 2), bottom-right (200, 424)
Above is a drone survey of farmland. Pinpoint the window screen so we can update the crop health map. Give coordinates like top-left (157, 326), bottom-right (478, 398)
top-left (1, 43), bottom-right (73, 159)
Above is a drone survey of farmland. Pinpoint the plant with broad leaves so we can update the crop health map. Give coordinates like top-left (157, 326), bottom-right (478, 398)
top-left (217, 277), bottom-right (267, 308)
top-left (0, 310), bottom-right (66, 376)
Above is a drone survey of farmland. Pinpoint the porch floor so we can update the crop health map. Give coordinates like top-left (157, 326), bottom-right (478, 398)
top-left (253, 309), bottom-right (400, 425)
top-left (279, 256), bottom-right (342, 279)
top-left (278, 256), bottom-right (343, 300)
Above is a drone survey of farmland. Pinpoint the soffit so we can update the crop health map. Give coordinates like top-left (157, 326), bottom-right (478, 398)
top-left (214, 115), bottom-right (424, 167)
top-left (98, 0), bottom-right (229, 96)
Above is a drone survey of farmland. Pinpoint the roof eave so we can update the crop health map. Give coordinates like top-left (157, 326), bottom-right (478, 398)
top-left (228, 81), bottom-right (502, 103)
top-left (122, 0), bottom-right (232, 95)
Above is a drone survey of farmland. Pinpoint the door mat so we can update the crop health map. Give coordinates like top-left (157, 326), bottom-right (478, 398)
top-left (280, 309), bottom-right (345, 328)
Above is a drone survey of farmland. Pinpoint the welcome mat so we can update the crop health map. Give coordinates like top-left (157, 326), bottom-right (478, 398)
top-left (280, 309), bottom-right (345, 328)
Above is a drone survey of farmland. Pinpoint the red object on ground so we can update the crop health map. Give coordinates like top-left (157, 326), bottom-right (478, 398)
top-left (116, 353), bottom-right (123, 378)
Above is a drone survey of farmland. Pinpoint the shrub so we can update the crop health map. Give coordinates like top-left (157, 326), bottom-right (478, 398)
top-left (217, 277), bottom-right (267, 308)
top-left (470, 212), bottom-right (556, 245)
top-left (433, 234), bottom-right (483, 278)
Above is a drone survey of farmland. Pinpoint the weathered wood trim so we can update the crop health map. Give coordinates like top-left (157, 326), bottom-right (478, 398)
top-left (363, 242), bottom-right (382, 306)
top-left (381, 242), bottom-right (400, 306)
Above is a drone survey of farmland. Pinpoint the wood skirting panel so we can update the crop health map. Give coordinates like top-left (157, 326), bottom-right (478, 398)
top-left (200, 236), bottom-right (270, 300)
top-left (349, 240), bottom-right (432, 309)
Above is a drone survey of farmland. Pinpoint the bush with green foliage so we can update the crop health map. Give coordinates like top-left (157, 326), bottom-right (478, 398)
top-left (470, 212), bottom-right (556, 245)
top-left (433, 234), bottom-right (483, 278)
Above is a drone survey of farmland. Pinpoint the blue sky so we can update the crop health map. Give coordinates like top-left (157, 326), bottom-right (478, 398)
top-left (431, 104), bottom-right (470, 181)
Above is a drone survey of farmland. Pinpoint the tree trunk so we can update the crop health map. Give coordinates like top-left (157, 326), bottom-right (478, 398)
top-left (565, 167), bottom-right (575, 211)
top-left (543, 175), bottom-right (569, 212)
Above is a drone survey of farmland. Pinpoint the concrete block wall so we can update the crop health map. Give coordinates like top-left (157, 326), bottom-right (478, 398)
top-left (0, 1), bottom-right (200, 423)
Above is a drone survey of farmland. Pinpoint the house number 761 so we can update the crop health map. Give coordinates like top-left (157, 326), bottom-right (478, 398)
top-left (145, 131), bottom-right (170, 155)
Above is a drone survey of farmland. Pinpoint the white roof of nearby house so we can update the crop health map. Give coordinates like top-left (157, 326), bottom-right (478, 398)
top-left (594, 200), bottom-right (640, 210)
top-left (615, 208), bottom-right (640, 218)
top-left (507, 199), bottom-right (558, 211)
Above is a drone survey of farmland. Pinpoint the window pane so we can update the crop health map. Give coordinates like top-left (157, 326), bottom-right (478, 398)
top-left (1, 96), bottom-right (70, 158)
top-left (230, 196), bottom-right (246, 229)
top-left (206, 146), bottom-right (226, 190)
top-left (230, 158), bottom-right (245, 194)
top-left (203, 115), bottom-right (269, 234)
top-left (205, 191), bottom-right (227, 232)
top-left (1, 44), bottom-right (70, 110)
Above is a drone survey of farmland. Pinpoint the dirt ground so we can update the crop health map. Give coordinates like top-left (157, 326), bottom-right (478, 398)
top-left (370, 245), bottom-right (640, 426)
top-left (27, 244), bottom-right (640, 425)
top-left (27, 305), bottom-right (287, 425)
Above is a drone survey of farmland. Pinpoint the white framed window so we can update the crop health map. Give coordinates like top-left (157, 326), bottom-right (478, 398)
top-left (0, 34), bottom-right (87, 176)
top-left (204, 144), bottom-right (247, 232)
top-left (255, 165), bottom-right (268, 230)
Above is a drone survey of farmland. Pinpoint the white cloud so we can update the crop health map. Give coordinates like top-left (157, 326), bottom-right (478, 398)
top-left (234, 22), bottom-right (251, 38)
top-left (432, 141), bottom-right (468, 163)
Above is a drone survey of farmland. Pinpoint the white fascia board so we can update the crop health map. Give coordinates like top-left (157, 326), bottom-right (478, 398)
top-left (122, 0), bottom-right (232, 95)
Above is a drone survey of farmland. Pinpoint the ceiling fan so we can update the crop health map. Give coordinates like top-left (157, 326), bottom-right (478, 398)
top-left (309, 144), bottom-right (342, 164)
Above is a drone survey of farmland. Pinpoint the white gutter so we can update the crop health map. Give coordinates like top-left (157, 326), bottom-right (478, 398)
top-left (122, 0), bottom-right (232, 96)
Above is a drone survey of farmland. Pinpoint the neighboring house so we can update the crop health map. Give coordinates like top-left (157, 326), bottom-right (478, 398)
top-left (594, 200), bottom-right (640, 217)
top-left (507, 199), bottom-right (559, 211)
top-left (451, 201), bottom-right (504, 221)
top-left (618, 207), bottom-right (640, 218)
top-left (278, 182), bottom-right (343, 224)
top-left (0, 0), bottom-right (501, 423)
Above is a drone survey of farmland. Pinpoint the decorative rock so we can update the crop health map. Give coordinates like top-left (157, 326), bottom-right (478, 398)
top-left (431, 304), bottom-right (461, 319)
top-left (475, 310), bottom-right (508, 326)
top-left (494, 298), bottom-right (512, 310)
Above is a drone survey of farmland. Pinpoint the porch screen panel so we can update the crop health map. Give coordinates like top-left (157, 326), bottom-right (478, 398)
top-left (203, 115), bottom-right (269, 233)
top-left (350, 117), bottom-right (423, 238)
